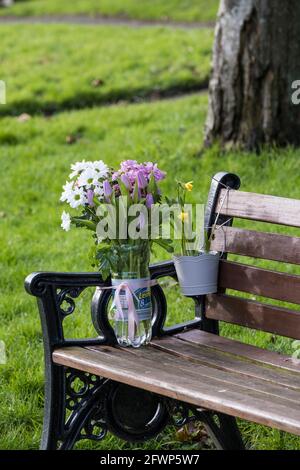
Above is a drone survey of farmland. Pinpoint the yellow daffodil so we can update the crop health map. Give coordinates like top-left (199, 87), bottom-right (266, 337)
top-left (178, 211), bottom-right (189, 222)
top-left (184, 181), bottom-right (193, 192)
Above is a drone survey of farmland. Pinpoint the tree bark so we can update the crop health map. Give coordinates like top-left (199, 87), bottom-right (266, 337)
top-left (205, 0), bottom-right (300, 149)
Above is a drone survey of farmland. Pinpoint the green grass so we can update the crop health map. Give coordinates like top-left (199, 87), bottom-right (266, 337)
top-left (0, 24), bottom-right (213, 116)
top-left (1, 92), bottom-right (300, 449)
top-left (0, 0), bottom-right (219, 22)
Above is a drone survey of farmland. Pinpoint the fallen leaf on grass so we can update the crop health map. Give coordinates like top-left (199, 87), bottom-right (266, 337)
top-left (17, 113), bottom-right (31, 122)
top-left (65, 134), bottom-right (78, 144)
top-left (176, 422), bottom-right (209, 443)
top-left (91, 78), bottom-right (105, 87)
top-left (65, 126), bottom-right (85, 145)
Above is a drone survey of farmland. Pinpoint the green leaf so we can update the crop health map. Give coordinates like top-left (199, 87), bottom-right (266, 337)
top-left (132, 179), bottom-right (139, 204)
top-left (85, 206), bottom-right (98, 221)
top-left (176, 179), bottom-right (186, 190)
top-left (109, 190), bottom-right (116, 207)
top-left (152, 238), bottom-right (174, 253)
top-left (118, 177), bottom-right (130, 196)
top-left (71, 217), bottom-right (96, 231)
top-left (96, 241), bottom-right (111, 252)
top-left (165, 195), bottom-right (177, 206)
top-left (148, 172), bottom-right (156, 193)
top-left (92, 196), bottom-right (101, 207)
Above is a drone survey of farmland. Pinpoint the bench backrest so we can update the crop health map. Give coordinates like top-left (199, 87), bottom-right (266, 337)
top-left (206, 177), bottom-right (300, 340)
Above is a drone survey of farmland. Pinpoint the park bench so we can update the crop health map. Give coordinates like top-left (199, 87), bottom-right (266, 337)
top-left (25, 172), bottom-right (300, 450)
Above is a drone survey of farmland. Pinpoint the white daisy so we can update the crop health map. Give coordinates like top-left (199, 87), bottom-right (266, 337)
top-left (77, 167), bottom-right (104, 189)
top-left (67, 187), bottom-right (87, 208)
top-left (92, 160), bottom-right (109, 177)
top-left (60, 181), bottom-right (74, 202)
top-left (69, 160), bottom-right (94, 179)
top-left (61, 211), bottom-right (71, 231)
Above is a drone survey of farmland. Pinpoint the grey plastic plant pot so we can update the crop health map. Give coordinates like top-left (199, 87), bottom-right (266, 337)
top-left (173, 251), bottom-right (220, 296)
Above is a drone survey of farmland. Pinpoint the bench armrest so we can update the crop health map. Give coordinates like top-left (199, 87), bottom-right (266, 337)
top-left (25, 271), bottom-right (109, 297)
top-left (149, 260), bottom-right (176, 279)
top-left (25, 271), bottom-right (112, 348)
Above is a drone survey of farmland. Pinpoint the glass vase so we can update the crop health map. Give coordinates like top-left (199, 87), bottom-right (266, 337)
top-left (110, 240), bottom-right (152, 348)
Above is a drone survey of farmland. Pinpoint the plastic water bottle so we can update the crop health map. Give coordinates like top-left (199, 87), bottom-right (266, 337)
top-left (111, 273), bottom-right (152, 348)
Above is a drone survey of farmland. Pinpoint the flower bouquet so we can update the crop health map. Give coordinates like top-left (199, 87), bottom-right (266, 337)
top-left (171, 181), bottom-right (220, 297)
top-left (60, 159), bottom-right (172, 347)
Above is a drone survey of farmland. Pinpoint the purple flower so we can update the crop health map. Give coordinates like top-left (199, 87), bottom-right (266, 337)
top-left (103, 180), bottom-right (113, 200)
top-left (120, 160), bottom-right (139, 172)
top-left (153, 166), bottom-right (166, 181)
top-left (87, 189), bottom-right (94, 207)
top-left (154, 169), bottom-right (166, 181)
top-left (137, 170), bottom-right (148, 189)
top-left (146, 193), bottom-right (154, 208)
top-left (113, 160), bottom-right (165, 197)
top-left (120, 174), bottom-right (131, 189)
top-left (145, 162), bottom-right (166, 181)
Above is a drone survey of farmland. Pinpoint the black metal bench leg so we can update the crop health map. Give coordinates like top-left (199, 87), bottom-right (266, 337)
top-left (197, 410), bottom-right (245, 450)
top-left (40, 364), bottom-right (66, 450)
top-left (42, 366), bottom-right (109, 450)
top-left (59, 376), bottom-right (109, 450)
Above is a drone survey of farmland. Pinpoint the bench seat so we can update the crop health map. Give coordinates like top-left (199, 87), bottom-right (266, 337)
top-left (53, 329), bottom-right (300, 436)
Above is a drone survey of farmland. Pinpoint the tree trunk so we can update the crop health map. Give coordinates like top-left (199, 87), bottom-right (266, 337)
top-left (205, 0), bottom-right (300, 149)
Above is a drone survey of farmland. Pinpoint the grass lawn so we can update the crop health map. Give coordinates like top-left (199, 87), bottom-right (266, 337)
top-left (0, 0), bottom-right (219, 22)
top-left (0, 24), bottom-right (213, 116)
top-left (1, 92), bottom-right (300, 450)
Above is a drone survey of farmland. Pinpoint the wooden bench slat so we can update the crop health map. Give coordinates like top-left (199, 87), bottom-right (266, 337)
top-left (216, 189), bottom-right (300, 227)
top-left (211, 226), bottom-right (300, 265)
top-left (218, 260), bottom-right (300, 305)
top-left (175, 329), bottom-right (300, 373)
top-left (146, 341), bottom-right (300, 402)
top-left (205, 293), bottom-right (300, 339)
top-left (53, 343), bottom-right (300, 435)
top-left (89, 340), bottom-right (300, 392)
top-left (150, 338), bottom-right (300, 391)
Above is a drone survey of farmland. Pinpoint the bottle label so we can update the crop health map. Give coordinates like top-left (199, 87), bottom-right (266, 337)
top-left (111, 278), bottom-right (152, 322)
